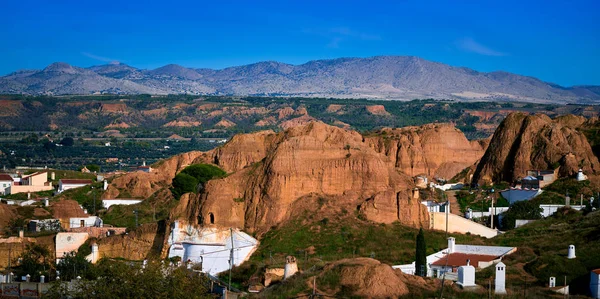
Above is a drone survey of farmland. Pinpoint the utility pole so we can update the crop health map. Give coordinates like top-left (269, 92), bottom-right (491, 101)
top-left (92, 186), bottom-right (96, 215)
top-left (312, 276), bottom-right (316, 298)
top-left (229, 227), bottom-right (234, 291)
top-left (444, 193), bottom-right (448, 238)
top-left (134, 209), bottom-right (138, 228)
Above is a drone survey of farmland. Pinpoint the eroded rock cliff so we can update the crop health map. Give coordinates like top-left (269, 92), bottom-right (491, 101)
top-left (364, 123), bottom-right (488, 179)
top-left (472, 112), bottom-right (600, 184)
top-left (109, 121), bottom-right (489, 234)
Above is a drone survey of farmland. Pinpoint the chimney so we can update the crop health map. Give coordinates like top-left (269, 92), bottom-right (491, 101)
top-left (27, 192), bottom-right (31, 199)
top-left (44, 199), bottom-right (49, 207)
top-left (466, 259), bottom-right (470, 266)
top-left (567, 245), bottom-right (576, 259)
top-left (51, 172), bottom-right (55, 180)
top-left (18, 229), bottom-right (24, 238)
top-left (447, 237), bottom-right (456, 254)
top-left (103, 180), bottom-right (108, 191)
top-left (40, 275), bottom-right (45, 283)
top-left (26, 274), bottom-right (30, 282)
top-left (549, 276), bottom-right (556, 287)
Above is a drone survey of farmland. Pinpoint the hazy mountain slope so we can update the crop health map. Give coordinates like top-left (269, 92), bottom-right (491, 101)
top-left (1, 56), bottom-right (599, 103)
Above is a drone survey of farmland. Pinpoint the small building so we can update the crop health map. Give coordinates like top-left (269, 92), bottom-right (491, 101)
top-left (393, 237), bottom-right (516, 278)
top-left (7, 172), bottom-right (53, 194)
top-left (68, 216), bottom-right (103, 228)
top-left (58, 179), bottom-right (93, 193)
top-left (520, 175), bottom-right (540, 189)
top-left (0, 174), bottom-right (14, 195)
top-left (421, 200), bottom-right (449, 213)
top-left (526, 169), bottom-right (556, 187)
top-left (138, 166), bottom-right (152, 173)
top-left (167, 221), bottom-right (259, 276)
top-left (591, 269), bottom-right (600, 299)
top-left (28, 219), bottom-right (61, 232)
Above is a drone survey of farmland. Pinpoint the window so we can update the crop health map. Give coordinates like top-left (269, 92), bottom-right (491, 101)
top-left (208, 212), bottom-right (215, 224)
top-left (80, 220), bottom-right (85, 227)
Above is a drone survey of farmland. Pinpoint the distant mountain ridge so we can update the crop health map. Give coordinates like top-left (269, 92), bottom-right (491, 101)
top-left (1, 56), bottom-right (599, 103)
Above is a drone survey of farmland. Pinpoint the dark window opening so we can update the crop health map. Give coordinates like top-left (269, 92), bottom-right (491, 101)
top-left (209, 213), bottom-right (215, 224)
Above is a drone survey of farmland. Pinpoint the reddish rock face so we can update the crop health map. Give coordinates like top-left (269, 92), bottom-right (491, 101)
top-left (364, 123), bottom-right (488, 180)
top-left (472, 112), bottom-right (600, 184)
top-left (108, 121), bottom-right (490, 234)
top-left (365, 105), bottom-right (390, 116)
top-left (178, 122), bottom-right (430, 234)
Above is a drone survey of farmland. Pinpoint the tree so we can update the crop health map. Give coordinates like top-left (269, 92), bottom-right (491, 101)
top-left (46, 259), bottom-right (212, 299)
top-left (42, 140), bottom-right (55, 152)
top-left (180, 164), bottom-right (226, 185)
top-left (171, 173), bottom-right (198, 199)
top-left (415, 227), bottom-right (427, 277)
top-left (56, 251), bottom-right (95, 281)
top-left (16, 244), bottom-right (53, 282)
top-left (501, 200), bottom-right (543, 229)
top-left (59, 137), bottom-right (74, 146)
top-left (171, 164), bottom-right (226, 199)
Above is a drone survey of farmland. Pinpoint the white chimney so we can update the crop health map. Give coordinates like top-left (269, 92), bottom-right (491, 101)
top-left (495, 262), bottom-right (506, 294)
top-left (447, 237), bottom-right (456, 254)
top-left (26, 274), bottom-right (30, 282)
top-left (44, 199), bottom-right (49, 207)
top-left (40, 275), bottom-right (45, 283)
top-left (103, 180), bottom-right (108, 191)
top-left (51, 172), bottom-right (55, 180)
top-left (549, 276), bottom-right (556, 287)
top-left (18, 229), bottom-right (24, 238)
top-left (283, 256), bottom-right (299, 280)
top-left (568, 245), bottom-right (576, 259)
top-left (27, 192), bottom-right (31, 199)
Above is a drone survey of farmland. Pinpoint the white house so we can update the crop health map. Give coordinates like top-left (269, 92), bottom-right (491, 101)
top-left (58, 179), bottom-right (93, 193)
top-left (102, 199), bottom-right (143, 209)
top-left (393, 237), bottom-right (516, 279)
top-left (167, 221), bottom-right (259, 275)
top-left (68, 216), bottom-right (103, 228)
top-left (0, 174), bottom-right (13, 195)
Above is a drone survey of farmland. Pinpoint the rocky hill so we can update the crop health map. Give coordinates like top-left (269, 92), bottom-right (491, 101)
top-left (365, 124), bottom-right (488, 179)
top-left (2, 56), bottom-right (599, 103)
top-left (106, 121), bottom-right (492, 234)
top-left (472, 112), bottom-right (600, 184)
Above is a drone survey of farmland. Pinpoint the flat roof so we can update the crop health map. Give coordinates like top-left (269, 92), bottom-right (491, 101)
top-left (60, 179), bottom-right (93, 184)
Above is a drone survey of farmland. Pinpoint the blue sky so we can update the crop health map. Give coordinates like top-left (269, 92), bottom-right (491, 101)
top-left (1, 0), bottom-right (599, 86)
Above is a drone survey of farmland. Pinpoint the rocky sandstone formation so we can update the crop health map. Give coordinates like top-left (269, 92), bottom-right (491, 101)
top-left (174, 122), bottom-right (429, 234)
top-left (365, 124), bottom-right (488, 179)
top-left (365, 105), bottom-right (390, 116)
top-left (472, 113), bottom-right (600, 184)
top-left (108, 121), bottom-right (488, 234)
top-left (317, 258), bottom-right (409, 297)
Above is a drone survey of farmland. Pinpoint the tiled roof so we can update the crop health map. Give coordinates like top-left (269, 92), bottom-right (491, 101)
top-left (431, 253), bottom-right (499, 267)
top-left (0, 174), bottom-right (13, 181)
top-left (593, 269), bottom-right (600, 275)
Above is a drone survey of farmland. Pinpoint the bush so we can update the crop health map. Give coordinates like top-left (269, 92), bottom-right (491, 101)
top-left (170, 163), bottom-right (226, 199)
top-left (171, 173), bottom-right (198, 199)
top-left (501, 200), bottom-right (543, 230)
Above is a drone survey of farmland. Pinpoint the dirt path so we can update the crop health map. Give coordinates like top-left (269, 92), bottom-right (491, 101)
top-left (445, 190), bottom-right (462, 216)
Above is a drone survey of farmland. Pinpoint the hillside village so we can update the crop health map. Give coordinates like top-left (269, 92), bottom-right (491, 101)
top-left (0, 111), bottom-right (599, 298)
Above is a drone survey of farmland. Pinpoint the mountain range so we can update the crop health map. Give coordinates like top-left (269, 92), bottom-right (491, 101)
top-left (1, 56), bottom-right (599, 103)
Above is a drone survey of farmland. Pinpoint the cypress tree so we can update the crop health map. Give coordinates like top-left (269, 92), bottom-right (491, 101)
top-left (415, 227), bottom-right (427, 277)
